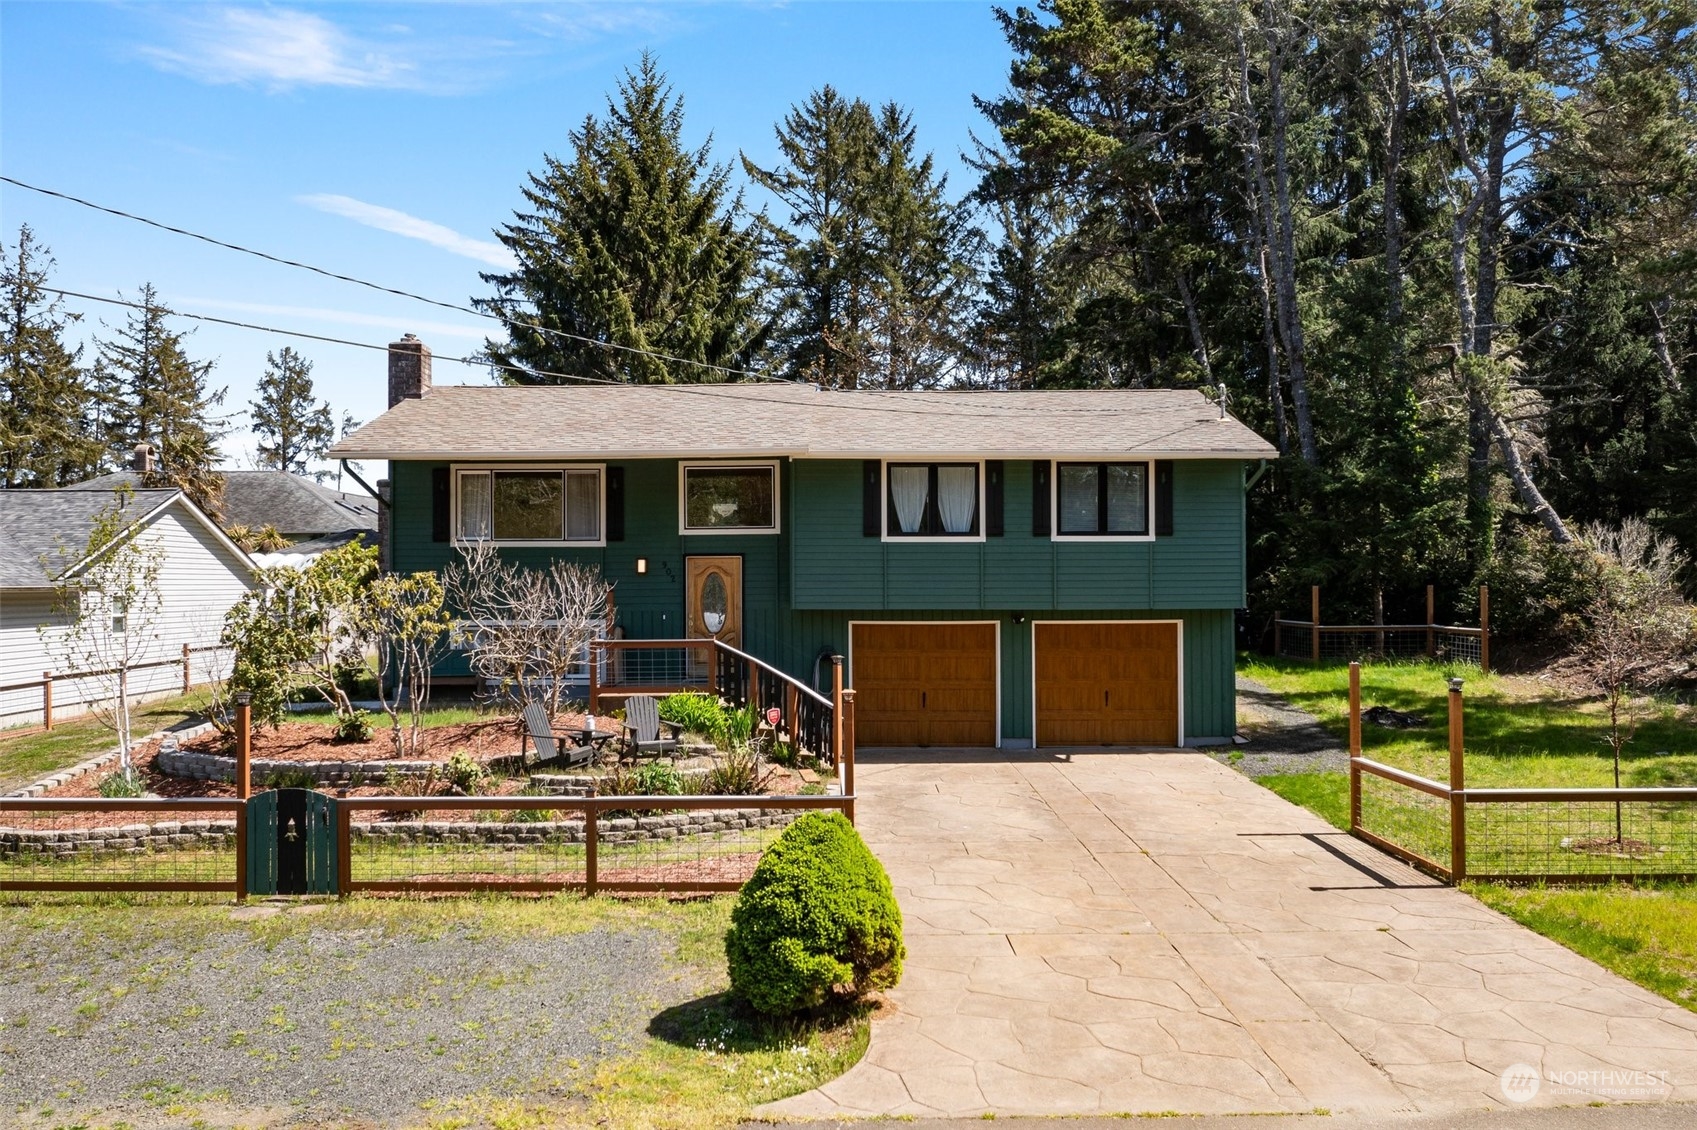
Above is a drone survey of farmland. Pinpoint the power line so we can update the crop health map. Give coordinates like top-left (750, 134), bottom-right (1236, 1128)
top-left (48, 286), bottom-right (1229, 433)
top-left (3, 174), bottom-right (785, 383)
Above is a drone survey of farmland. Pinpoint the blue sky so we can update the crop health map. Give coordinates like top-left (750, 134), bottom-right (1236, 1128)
top-left (0, 1), bottom-right (1012, 479)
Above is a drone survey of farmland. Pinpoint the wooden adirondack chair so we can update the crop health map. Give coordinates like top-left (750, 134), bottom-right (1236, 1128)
top-left (521, 702), bottom-right (593, 770)
top-left (620, 695), bottom-right (682, 760)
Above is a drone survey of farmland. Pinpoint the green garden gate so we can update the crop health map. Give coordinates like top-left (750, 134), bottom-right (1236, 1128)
top-left (245, 788), bottom-right (338, 896)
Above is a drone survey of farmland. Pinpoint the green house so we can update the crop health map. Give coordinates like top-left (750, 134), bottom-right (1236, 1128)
top-left (331, 338), bottom-right (1277, 750)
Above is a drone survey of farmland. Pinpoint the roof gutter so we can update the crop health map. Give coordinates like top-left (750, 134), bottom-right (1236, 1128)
top-left (340, 460), bottom-right (390, 509)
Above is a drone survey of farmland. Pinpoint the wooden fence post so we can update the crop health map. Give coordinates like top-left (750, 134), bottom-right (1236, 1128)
top-left (841, 689), bottom-right (856, 825)
top-left (181, 643), bottom-right (191, 696)
top-left (1425, 584), bottom-right (1435, 658)
top-left (587, 645), bottom-right (600, 717)
top-left (1274, 616), bottom-right (1282, 658)
top-left (1448, 678), bottom-right (1466, 882)
top-left (1478, 585), bottom-right (1490, 674)
top-left (42, 671), bottom-right (53, 732)
top-left (831, 655), bottom-right (845, 770)
top-left (1310, 585), bottom-right (1321, 662)
top-left (235, 694), bottom-right (252, 801)
top-left (585, 804), bottom-right (599, 897)
top-left (1348, 662), bottom-right (1362, 832)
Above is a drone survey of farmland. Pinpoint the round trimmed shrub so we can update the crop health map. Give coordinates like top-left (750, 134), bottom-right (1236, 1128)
top-left (725, 812), bottom-right (904, 1016)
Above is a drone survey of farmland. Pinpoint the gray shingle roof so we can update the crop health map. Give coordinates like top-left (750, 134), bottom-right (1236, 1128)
top-left (328, 384), bottom-right (1280, 461)
top-left (66, 470), bottom-right (376, 538)
top-left (0, 488), bottom-right (180, 588)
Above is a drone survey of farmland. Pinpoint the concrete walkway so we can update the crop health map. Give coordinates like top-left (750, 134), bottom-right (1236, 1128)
top-left (761, 750), bottom-right (1697, 1120)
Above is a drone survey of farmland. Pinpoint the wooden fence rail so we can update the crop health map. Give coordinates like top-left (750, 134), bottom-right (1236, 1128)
top-left (1277, 584), bottom-right (1489, 671)
top-left (1345, 661), bottom-right (1697, 884)
top-left (0, 644), bottom-right (226, 734)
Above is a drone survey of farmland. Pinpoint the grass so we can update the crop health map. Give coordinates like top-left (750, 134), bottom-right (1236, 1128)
top-left (1258, 772), bottom-right (1349, 831)
top-left (0, 689), bottom-right (215, 794)
top-left (1468, 882), bottom-right (1697, 1012)
top-left (0, 894), bottom-right (873, 1129)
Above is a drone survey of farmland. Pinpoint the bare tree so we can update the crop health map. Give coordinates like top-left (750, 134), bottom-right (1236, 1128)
top-left (443, 542), bottom-right (610, 721)
top-left (363, 572), bottom-right (450, 756)
top-left (1570, 519), bottom-right (1695, 843)
top-left (40, 487), bottom-right (166, 782)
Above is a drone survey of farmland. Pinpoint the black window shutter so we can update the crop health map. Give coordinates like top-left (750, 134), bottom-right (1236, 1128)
top-left (606, 466), bottom-right (625, 542)
top-left (1032, 461), bottom-right (1051, 537)
top-left (1155, 460), bottom-right (1174, 536)
top-left (985, 461), bottom-right (1004, 537)
top-left (431, 468), bottom-right (450, 542)
top-left (862, 460), bottom-right (881, 536)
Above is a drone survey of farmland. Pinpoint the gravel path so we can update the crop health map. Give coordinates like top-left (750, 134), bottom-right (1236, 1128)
top-left (0, 906), bottom-right (691, 1125)
top-left (1215, 675), bottom-right (1349, 778)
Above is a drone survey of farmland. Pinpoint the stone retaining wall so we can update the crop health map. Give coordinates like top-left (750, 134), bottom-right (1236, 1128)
top-left (156, 746), bottom-right (438, 786)
top-left (526, 769), bottom-right (713, 797)
top-left (0, 809), bottom-right (802, 859)
top-left (4, 723), bottom-right (217, 798)
top-left (0, 820), bottom-right (239, 859)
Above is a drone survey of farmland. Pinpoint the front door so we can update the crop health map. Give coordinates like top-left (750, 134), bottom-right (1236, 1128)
top-left (685, 556), bottom-right (743, 652)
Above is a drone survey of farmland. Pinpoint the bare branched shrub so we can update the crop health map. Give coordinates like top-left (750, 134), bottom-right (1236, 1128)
top-left (1569, 518), bottom-right (1696, 840)
top-left (442, 542), bottom-right (610, 720)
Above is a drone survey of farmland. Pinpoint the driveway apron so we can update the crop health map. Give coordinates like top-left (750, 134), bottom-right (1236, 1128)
top-left (760, 750), bottom-right (1697, 1119)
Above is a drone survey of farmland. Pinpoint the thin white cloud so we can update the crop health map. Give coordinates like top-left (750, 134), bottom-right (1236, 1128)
top-left (138, 8), bottom-right (418, 91)
top-left (174, 296), bottom-right (492, 343)
top-left (297, 194), bottom-right (515, 269)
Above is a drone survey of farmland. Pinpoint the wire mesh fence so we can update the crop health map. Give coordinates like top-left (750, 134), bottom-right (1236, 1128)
top-left (1466, 792), bottom-right (1697, 880)
top-left (596, 641), bottom-right (712, 692)
top-left (0, 799), bottom-right (243, 892)
top-left (1275, 623), bottom-right (1484, 665)
top-left (1355, 767), bottom-right (1452, 876)
top-left (340, 795), bottom-right (849, 894)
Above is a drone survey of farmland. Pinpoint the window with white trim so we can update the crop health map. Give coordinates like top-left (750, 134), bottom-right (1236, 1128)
top-left (886, 462), bottom-right (980, 538)
top-left (681, 463), bottom-right (778, 532)
top-left (455, 467), bottom-right (602, 543)
top-left (1056, 462), bottom-right (1149, 537)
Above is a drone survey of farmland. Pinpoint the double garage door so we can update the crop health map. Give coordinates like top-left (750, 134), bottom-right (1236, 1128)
top-left (849, 620), bottom-right (1179, 748)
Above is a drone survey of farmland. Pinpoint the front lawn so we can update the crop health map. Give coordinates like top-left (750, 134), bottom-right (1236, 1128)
top-left (0, 690), bottom-right (216, 794)
top-left (0, 895), bottom-right (869, 1129)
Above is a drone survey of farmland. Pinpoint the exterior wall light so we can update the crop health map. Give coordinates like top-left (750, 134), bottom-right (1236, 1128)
top-left (635, 558), bottom-right (648, 575)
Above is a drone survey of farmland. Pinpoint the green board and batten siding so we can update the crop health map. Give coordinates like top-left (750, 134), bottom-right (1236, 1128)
top-left (391, 457), bottom-right (1246, 743)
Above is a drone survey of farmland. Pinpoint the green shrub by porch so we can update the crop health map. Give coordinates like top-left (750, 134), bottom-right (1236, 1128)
top-left (725, 811), bottom-right (904, 1016)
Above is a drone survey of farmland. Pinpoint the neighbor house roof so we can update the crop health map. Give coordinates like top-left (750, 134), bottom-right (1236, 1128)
top-left (0, 487), bottom-right (224, 589)
top-left (68, 470), bottom-right (377, 538)
top-left (328, 384), bottom-right (1280, 462)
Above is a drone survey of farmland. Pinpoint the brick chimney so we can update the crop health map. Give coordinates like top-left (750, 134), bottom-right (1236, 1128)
top-left (131, 442), bottom-right (157, 473)
top-left (387, 334), bottom-right (432, 408)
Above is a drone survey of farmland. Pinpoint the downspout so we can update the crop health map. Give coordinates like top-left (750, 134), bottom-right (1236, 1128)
top-left (340, 460), bottom-right (390, 508)
top-left (1244, 459), bottom-right (1270, 492)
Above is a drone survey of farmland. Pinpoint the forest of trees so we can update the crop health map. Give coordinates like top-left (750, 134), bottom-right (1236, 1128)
top-left (478, 9), bottom-right (1697, 642)
top-left (7, 3), bottom-right (1696, 646)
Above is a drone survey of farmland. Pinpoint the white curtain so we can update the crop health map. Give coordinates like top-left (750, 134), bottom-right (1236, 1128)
top-left (890, 466), bottom-right (929, 533)
top-left (458, 472), bottom-right (491, 539)
top-left (565, 471), bottom-right (600, 540)
top-left (937, 466), bottom-right (977, 534)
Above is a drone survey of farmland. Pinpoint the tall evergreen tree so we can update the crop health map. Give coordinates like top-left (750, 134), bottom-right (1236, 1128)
top-left (0, 226), bottom-right (103, 486)
top-left (95, 284), bottom-right (228, 513)
top-left (478, 53), bottom-right (766, 384)
top-left (746, 88), bottom-right (979, 387)
top-left (250, 346), bottom-right (334, 476)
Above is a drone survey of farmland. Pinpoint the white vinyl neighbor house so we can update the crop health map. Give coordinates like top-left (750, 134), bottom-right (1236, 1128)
top-left (0, 484), bottom-right (257, 728)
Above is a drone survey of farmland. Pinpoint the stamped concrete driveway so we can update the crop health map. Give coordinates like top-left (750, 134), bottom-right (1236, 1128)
top-left (763, 750), bottom-right (1697, 1120)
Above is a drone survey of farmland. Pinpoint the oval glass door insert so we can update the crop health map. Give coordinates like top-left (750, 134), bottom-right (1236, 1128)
top-left (701, 571), bottom-right (728, 635)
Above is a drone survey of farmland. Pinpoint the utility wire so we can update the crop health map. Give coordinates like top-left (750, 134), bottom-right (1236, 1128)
top-left (47, 286), bottom-right (1230, 434)
top-left (3, 174), bottom-right (785, 383)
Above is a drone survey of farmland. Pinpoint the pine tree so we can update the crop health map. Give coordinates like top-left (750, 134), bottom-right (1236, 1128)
top-left (250, 346), bottom-right (334, 476)
top-left (96, 284), bottom-right (228, 513)
top-left (746, 89), bottom-right (978, 388)
top-left (0, 226), bottom-right (103, 486)
top-left (477, 53), bottom-right (765, 384)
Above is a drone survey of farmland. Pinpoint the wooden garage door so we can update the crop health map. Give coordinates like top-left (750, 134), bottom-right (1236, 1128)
top-left (851, 623), bottom-right (998, 747)
top-left (1035, 622), bottom-right (1179, 747)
